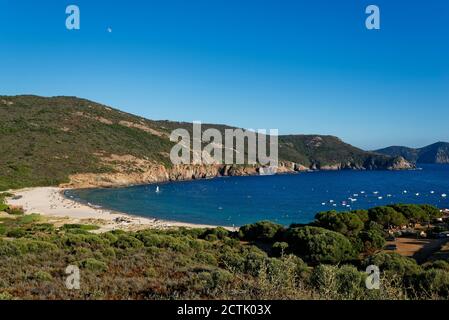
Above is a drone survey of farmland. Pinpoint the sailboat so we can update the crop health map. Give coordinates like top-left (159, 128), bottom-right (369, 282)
top-left (156, 186), bottom-right (160, 193)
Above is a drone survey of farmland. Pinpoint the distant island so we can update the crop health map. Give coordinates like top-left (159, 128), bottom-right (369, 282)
top-left (375, 142), bottom-right (449, 164)
top-left (0, 95), bottom-right (413, 191)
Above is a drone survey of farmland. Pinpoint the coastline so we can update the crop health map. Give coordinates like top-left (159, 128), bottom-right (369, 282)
top-left (5, 187), bottom-right (234, 232)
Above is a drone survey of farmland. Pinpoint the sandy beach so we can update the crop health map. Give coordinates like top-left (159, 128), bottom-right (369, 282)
top-left (5, 187), bottom-right (229, 232)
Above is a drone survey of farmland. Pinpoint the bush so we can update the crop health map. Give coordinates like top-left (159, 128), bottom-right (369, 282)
top-left (413, 269), bottom-right (449, 298)
top-left (314, 211), bottom-right (364, 237)
top-left (113, 234), bottom-right (144, 249)
top-left (17, 214), bottom-right (41, 224)
top-left (423, 260), bottom-right (449, 271)
top-left (311, 264), bottom-right (364, 299)
top-left (201, 227), bottom-right (229, 240)
top-left (335, 265), bottom-right (364, 298)
top-left (61, 233), bottom-right (107, 249)
top-left (389, 204), bottom-right (429, 224)
top-left (351, 209), bottom-right (369, 224)
top-left (358, 228), bottom-right (386, 253)
top-left (272, 242), bottom-right (289, 257)
top-left (6, 228), bottom-right (27, 238)
top-left (420, 204), bottom-right (443, 220)
top-left (285, 226), bottom-right (355, 264)
top-left (31, 271), bottom-right (53, 282)
top-left (363, 252), bottom-right (421, 277)
top-left (368, 206), bottom-right (407, 228)
top-left (14, 239), bottom-right (58, 254)
top-left (239, 221), bottom-right (284, 242)
top-left (80, 258), bottom-right (108, 272)
top-left (62, 224), bottom-right (100, 231)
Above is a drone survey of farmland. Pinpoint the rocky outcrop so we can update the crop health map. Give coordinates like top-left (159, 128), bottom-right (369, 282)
top-left (61, 157), bottom-right (414, 189)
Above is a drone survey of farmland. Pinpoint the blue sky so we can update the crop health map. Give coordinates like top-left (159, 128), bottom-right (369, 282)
top-left (0, 0), bottom-right (448, 150)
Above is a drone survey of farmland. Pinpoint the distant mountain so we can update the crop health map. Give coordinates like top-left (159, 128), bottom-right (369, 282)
top-left (0, 95), bottom-right (413, 190)
top-left (375, 142), bottom-right (449, 164)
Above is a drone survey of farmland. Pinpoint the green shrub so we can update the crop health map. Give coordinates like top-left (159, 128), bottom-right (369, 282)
top-left (6, 228), bottom-right (27, 238)
top-left (0, 292), bottom-right (14, 300)
top-left (195, 252), bottom-right (218, 266)
top-left (113, 234), bottom-right (144, 249)
top-left (201, 227), bottom-right (229, 240)
top-left (80, 258), bottom-right (108, 272)
top-left (61, 233), bottom-right (107, 249)
top-left (62, 224), bottom-right (100, 231)
top-left (335, 265), bottom-right (364, 298)
top-left (420, 204), bottom-right (443, 220)
top-left (363, 252), bottom-right (421, 277)
top-left (358, 229), bottom-right (386, 253)
top-left (239, 221), bottom-right (284, 242)
top-left (272, 241), bottom-right (289, 257)
top-left (14, 239), bottom-right (58, 254)
top-left (351, 209), bottom-right (369, 224)
top-left (389, 204), bottom-right (429, 224)
top-left (285, 226), bottom-right (355, 264)
top-left (368, 206), bottom-right (407, 228)
top-left (315, 211), bottom-right (364, 237)
top-left (0, 239), bottom-right (21, 256)
top-left (17, 214), bottom-right (41, 224)
top-left (31, 271), bottom-right (53, 282)
top-left (413, 269), bottom-right (449, 298)
top-left (423, 260), bottom-right (449, 271)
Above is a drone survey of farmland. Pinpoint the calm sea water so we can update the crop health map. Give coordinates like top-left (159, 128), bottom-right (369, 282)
top-left (65, 164), bottom-right (449, 227)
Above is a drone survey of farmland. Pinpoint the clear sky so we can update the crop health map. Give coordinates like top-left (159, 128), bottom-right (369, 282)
top-left (0, 0), bottom-right (448, 150)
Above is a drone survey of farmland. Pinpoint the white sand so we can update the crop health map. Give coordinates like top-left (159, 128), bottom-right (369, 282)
top-left (5, 187), bottom-right (232, 232)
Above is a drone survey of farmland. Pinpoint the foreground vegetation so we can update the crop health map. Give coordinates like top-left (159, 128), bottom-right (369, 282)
top-left (0, 95), bottom-right (406, 190)
top-left (1, 197), bottom-right (449, 300)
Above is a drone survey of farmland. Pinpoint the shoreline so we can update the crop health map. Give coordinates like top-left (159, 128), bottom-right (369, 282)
top-left (5, 187), bottom-right (234, 232)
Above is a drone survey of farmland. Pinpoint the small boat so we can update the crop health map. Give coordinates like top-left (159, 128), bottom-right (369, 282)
top-left (430, 191), bottom-right (435, 194)
top-left (443, 194), bottom-right (447, 198)
top-left (155, 186), bottom-right (160, 193)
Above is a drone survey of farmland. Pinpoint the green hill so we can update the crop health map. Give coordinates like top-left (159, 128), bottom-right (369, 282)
top-left (375, 142), bottom-right (449, 164)
top-left (0, 95), bottom-right (412, 190)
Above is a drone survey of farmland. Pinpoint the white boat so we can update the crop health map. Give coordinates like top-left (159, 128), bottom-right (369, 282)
top-left (443, 194), bottom-right (447, 198)
top-left (156, 186), bottom-right (160, 193)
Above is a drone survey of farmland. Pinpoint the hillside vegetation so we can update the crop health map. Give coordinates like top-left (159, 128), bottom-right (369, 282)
top-left (375, 142), bottom-right (449, 164)
top-left (1, 95), bottom-right (411, 190)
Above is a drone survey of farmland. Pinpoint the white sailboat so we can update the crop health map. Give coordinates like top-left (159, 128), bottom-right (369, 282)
top-left (156, 186), bottom-right (160, 193)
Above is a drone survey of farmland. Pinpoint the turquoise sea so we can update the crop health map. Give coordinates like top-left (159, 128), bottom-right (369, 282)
top-left (65, 164), bottom-right (449, 227)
